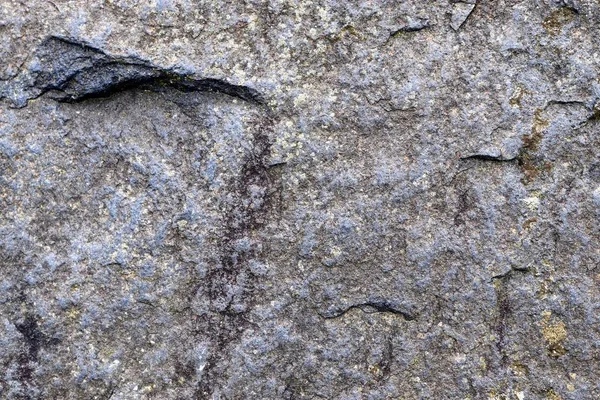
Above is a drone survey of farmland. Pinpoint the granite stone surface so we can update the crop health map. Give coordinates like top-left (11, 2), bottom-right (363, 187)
top-left (1, 1), bottom-right (599, 399)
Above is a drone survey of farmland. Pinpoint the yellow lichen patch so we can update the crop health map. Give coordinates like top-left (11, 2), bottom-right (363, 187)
top-left (510, 362), bottom-right (529, 376)
top-left (522, 190), bottom-right (542, 211)
top-left (515, 391), bottom-right (525, 400)
top-left (542, 7), bottom-right (577, 34)
top-left (509, 85), bottom-right (527, 107)
top-left (522, 217), bottom-right (537, 230)
top-left (519, 109), bottom-right (550, 183)
top-left (544, 387), bottom-right (562, 400)
top-left (142, 384), bottom-right (155, 393)
top-left (536, 277), bottom-right (554, 298)
top-left (367, 363), bottom-right (384, 379)
top-left (367, 364), bottom-right (379, 374)
top-left (65, 306), bottom-right (80, 320)
top-left (541, 311), bottom-right (567, 356)
top-left (487, 389), bottom-right (509, 400)
top-left (524, 109), bottom-right (548, 152)
top-left (479, 356), bottom-right (487, 371)
top-left (590, 101), bottom-right (600, 121)
top-left (328, 24), bottom-right (362, 42)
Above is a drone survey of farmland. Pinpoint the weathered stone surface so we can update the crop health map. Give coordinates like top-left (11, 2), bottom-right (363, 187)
top-left (1, 1), bottom-right (599, 399)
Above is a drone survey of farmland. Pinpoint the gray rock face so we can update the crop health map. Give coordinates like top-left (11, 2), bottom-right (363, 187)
top-left (1, 1), bottom-right (599, 399)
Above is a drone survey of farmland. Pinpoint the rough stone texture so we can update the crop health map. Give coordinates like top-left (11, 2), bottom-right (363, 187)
top-left (1, 1), bottom-right (599, 399)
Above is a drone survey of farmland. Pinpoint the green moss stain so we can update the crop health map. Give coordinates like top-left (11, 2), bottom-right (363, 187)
top-left (541, 310), bottom-right (567, 357)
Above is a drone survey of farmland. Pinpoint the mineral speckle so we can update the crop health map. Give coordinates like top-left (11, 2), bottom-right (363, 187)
top-left (1, 1), bottom-right (599, 399)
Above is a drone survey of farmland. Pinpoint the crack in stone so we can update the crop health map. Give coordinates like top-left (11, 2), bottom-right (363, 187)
top-left (1, 36), bottom-right (264, 108)
top-left (490, 265), bottom-right (530, 283)
top-left (320, 300), bottom-right (416, 321)
top-left (450, 1), bottom-right (476, 31)
top-left (387, 19), bottom-right (430, 42)
top-left (460, 154), bottom-right (518, 162)
top-left (543, 99), bottom-right (587, 110)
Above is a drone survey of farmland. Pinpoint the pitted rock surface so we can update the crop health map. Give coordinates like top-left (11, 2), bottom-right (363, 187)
top-left (1, 1), bottom-right (599, 399)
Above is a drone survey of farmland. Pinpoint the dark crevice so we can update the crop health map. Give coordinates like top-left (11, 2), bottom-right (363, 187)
top-left (60, 74), bottom-right (263, 105)
top-left (389, 23), bottom-right (430, 36)
top-left (543, 99), bottom-right (587, 110)
top-left (1, 35), bottom-right (264, 107)
top-left (378, 336), bottom-right (394, 380)
top-left (461, 1), bottom-right (477, 25)
top-left (385, 20), bottom-right (430, 45)
top-left (492, 277), bottom-right (510, 367)
top-left (490, 266), bottom-right (530, 282)
top-left (451, 1), bottom-right (477, 31)
top-left (460, 154), bottom-right (518, 162)
top-left (320, 300), bottom-right (416, 321)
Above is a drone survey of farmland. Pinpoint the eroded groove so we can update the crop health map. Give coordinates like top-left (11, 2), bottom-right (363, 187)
top-left (492, 275), bottom-right (511, 368)
top-left (1, 36), bottom-right (263, 107)
top-left (14, 314), bottom-right (60, 394)
top-left (192, 95), bottom-right (274, 399)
